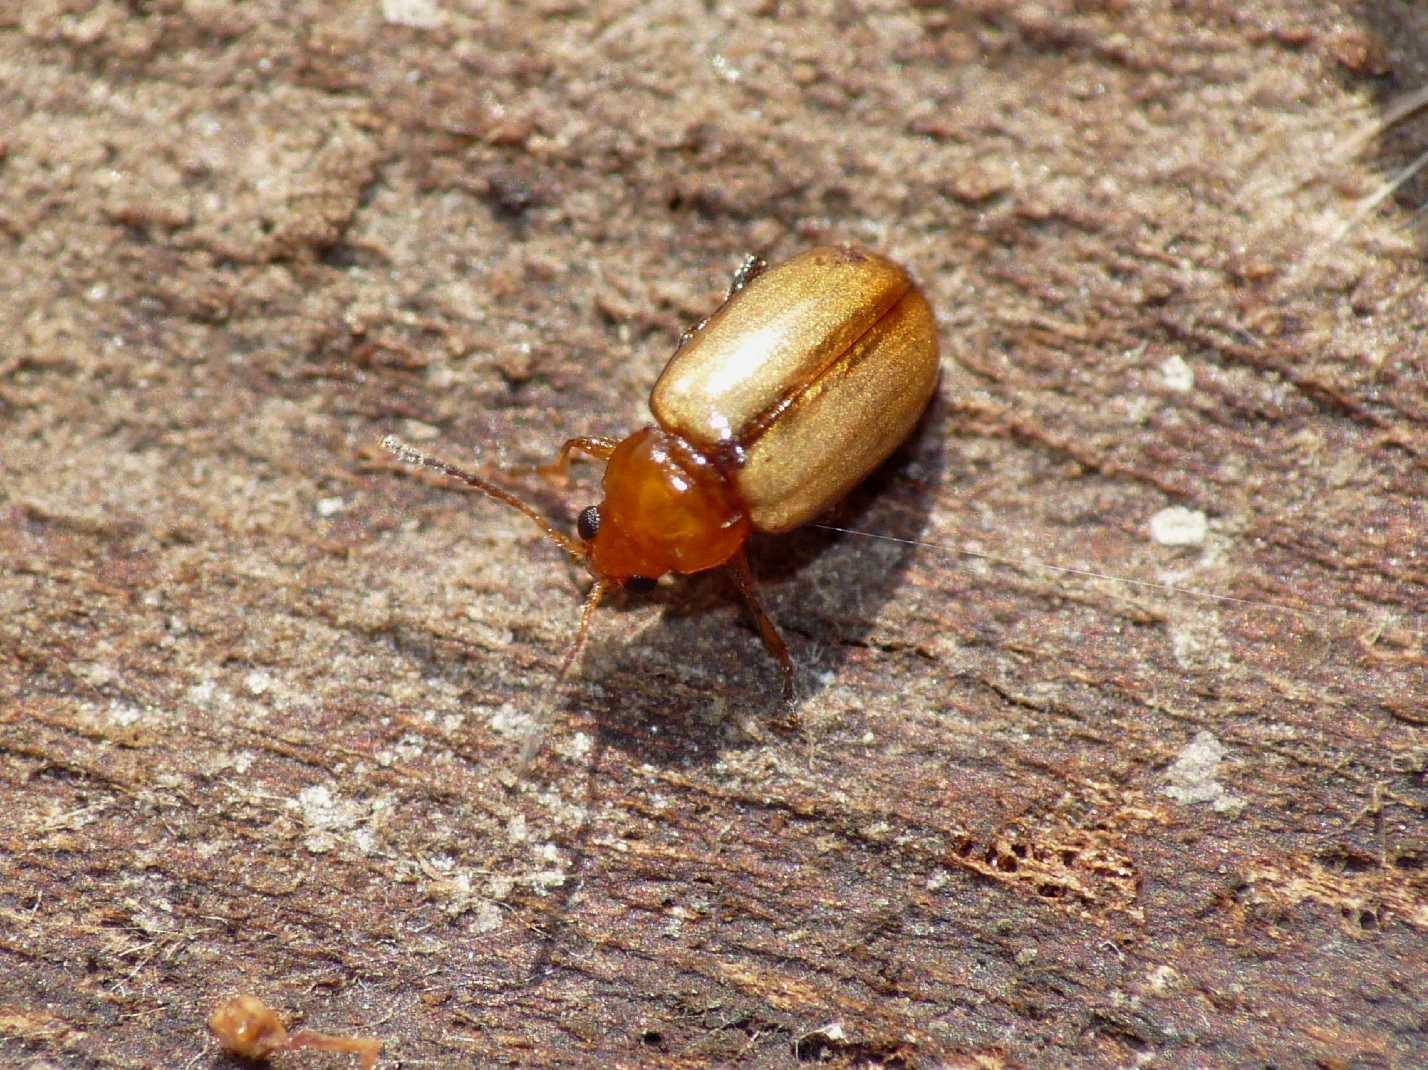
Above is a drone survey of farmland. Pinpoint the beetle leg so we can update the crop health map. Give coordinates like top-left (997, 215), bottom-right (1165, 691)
top-left (533, 436), bottom-right (620, 484)
top-left (678, 254), bottom-right (770, 349)
top-left (519, 576), bottom-right (613, 769)
top-left (727, 254), bottom-right (768, 297)
top-left (726, 548), bottom-right (797, 705)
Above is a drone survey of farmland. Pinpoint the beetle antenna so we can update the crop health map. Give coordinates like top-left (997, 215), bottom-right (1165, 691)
top-left (380, 434), bottom-right (586, 563)
top-left (519, 577), bottom-right (612, 767)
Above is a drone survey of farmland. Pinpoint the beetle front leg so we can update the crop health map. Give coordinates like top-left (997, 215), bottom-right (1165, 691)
top-left (726, 548), bottom-right (797, 705)
top-left (533, 436), bottom-right (620, 484)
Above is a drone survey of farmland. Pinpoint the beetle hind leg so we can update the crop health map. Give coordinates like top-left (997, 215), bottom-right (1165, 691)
top-left (678, 254), bottom-right (770, 349)
top-left (726, 549), bottom-right (797, 706)
top-left (727, 253), bottom-right (767, 297)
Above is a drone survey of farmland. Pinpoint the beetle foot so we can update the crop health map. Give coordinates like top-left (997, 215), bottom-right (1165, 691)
top-left (729, 254), bottom-right (768, 296)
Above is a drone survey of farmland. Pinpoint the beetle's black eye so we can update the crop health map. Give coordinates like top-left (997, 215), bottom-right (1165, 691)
top-left (626, 576), bottom-right (657, 593)
top-left (576, 505), bottom-right (601, 541)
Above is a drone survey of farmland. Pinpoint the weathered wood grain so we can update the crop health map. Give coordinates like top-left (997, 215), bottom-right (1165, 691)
top-left (2, 2), bottom-right (1424, 1067)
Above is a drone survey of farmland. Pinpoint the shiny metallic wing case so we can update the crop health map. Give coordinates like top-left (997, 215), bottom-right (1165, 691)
top-left (650, 245), bottom-right (940, 533)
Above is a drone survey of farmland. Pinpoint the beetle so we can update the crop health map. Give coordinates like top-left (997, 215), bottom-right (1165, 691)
top-left (382, 244), bottom-right (940, 715)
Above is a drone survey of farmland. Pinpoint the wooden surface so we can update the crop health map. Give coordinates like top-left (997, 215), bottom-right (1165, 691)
top-left (2, 2), bottom-right (1425, 1067)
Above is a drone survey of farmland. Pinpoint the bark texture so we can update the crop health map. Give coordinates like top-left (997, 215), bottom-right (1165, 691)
top-left (2, 2), bottom-right (1425, 1067)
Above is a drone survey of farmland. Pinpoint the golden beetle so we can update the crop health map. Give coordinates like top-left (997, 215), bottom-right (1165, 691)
top-left (382, 244), bottom-right (940, 705)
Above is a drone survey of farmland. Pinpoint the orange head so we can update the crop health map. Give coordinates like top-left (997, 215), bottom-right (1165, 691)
top-left (379, 428), bottom-right (760, 757)
top-left (576, 427), bottom-right (751, 582)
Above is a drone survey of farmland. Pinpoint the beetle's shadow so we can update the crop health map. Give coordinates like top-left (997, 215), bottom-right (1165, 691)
top-left (567, 396), bottom-right (948, 766)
